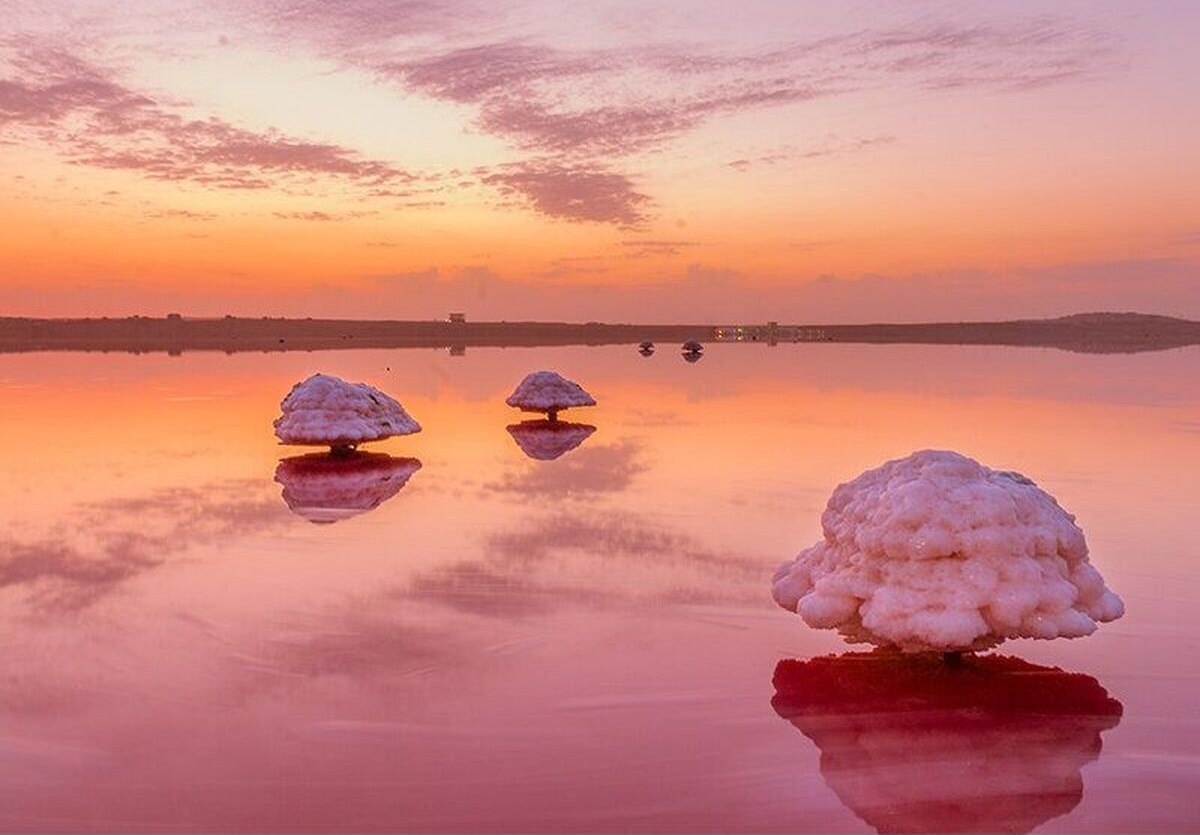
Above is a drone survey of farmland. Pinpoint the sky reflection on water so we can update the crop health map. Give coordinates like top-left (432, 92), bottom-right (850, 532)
top-left (0, 343), bottom-right (1197, 832)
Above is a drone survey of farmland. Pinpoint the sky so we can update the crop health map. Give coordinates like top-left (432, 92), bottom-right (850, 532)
top-left (1, 0), bottom-right (1197, 323)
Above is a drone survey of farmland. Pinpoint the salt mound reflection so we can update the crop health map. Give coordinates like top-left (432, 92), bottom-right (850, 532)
top-left (274, 452), bottom-right (421, 524)
top-left (771, 651), bottom-right (1122, 834)
top-left (506, 420), bottom-right (596, 461)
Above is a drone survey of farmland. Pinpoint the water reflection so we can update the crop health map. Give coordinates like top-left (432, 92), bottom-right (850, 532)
top-left (0, 480), bottom-right (281, 611)
top-left (274, 453), bottom-right (422, 524)
top-left (506, 419), bottom-right (596, 460)
top-left (486, 440), bottom-right (646, 498)
top-left (771, 652), bottom-right (1122, 834)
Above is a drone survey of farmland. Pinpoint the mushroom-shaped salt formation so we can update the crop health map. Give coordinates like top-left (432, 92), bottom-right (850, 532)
top-left (275, 452), bottom-right (421, 524)
top-left (772, 651), bottom-right (1122, 834)
top-left (772, 450), bottom-right (1123, 654)
top-left (638, 341), bottom-right (655, 356)
top-left (504, 370), bottom-right (595, 422)
top-left (681, 340), bottom-right (703, 354)
top-left (507, 420), bottom-right (596, 461)
top-left (274, 373), bottom-right (420, 454)
top-left (682, 351), bottom-right (703, 364)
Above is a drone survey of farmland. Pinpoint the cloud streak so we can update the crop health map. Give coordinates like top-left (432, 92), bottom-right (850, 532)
top-left (361, 16), bottom-right (1117, 224)
top-left (480, 159), bottom-right (650, 226)
top-left (1, 44), bottom-right (422, 193)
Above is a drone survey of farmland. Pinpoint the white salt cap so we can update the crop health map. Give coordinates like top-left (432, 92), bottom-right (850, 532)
top-left (505, 371), bottom-right (596, 415)
top-left (274, 373), bottom-right (420, 448)
top-left (771, 449), bottom-right (1124, 652)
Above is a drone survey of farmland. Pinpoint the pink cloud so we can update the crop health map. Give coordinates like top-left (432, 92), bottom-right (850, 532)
top-left (351, 14), bottom-right (1117, 225)
top-left (380, 41), bottom-right (606, 104)
top-left (855, 19), bottom-right (1118, 91)
top-left (479, 160), bottom-right (649, 226)
top-left (374, 18), bottom-right (1115, 161)
top-left (273, 210), bottom-right (378, 221)
top-left (727, 135), bottom-right (896, 171)
top-left (1, 46), bottom-right (422, 193)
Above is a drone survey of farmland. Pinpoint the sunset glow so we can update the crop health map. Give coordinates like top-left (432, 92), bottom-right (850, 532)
top-left (3, 1), bottom-right (1197, 322)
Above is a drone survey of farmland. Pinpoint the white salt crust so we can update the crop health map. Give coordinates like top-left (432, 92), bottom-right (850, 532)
top-left (771, 450), bottom-right (1124, 652)
top-left (274, 373), bottom-right (420, 447)
top-left (505, 371), bottom-right (596, 414)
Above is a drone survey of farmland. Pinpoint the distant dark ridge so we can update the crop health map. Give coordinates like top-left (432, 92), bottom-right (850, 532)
top-left (0, 317), bottom-right (714, 355)
top-left (0, 311), bottom-right (1196, 355)
top-left (823, 312), bottom-right (1200, 353)
top-left (1052, 311), bottom-right (1192, 325)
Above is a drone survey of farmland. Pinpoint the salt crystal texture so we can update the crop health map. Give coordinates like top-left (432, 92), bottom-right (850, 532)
top-left (274, 373), bottom-right (420, 449)
top-left (505, 371), bottom-right (595, 418)
top-left (275, 452), bottom-right (421, 524)
top-left (771, 450), bottom-right (1124, 652)
top-left (507, 420), bottom-right (596, 461)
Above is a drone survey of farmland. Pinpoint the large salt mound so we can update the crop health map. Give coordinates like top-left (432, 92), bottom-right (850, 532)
top-left (772, 450), bottom-right (1124, 652)
top-left (274, 373), bottom-right (420, 449)
top-left (505, 371), bottom-right (595, 417)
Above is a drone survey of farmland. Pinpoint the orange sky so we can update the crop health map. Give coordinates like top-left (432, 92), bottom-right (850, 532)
top-left (1, 1), bottom-right (1197, 322)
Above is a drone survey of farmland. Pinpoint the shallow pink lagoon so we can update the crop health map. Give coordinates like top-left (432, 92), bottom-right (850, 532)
top-left (1, 343), bottom-right (1197, 833)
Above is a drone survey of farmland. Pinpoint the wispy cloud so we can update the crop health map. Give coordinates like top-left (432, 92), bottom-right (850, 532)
top-left (145, 208), bottom-right (219, 220)
top-left (1, 44), bottom-right (422, 193)
top-left (728, 135), bottom-right (896, 171)
top-left (356, 15), bottom-right (1117, 224)
top-left (2, 9), bottom-right (1124, 230)
top-left (273, 209), bottom-right (377, 221)
top-left (479, 159), bottom-right (649, 226)
top-left (620, 239), bottom-right (700, 258)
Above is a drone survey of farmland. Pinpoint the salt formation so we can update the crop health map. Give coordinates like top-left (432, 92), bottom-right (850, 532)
top-left (772, 450), bottom-right (1123, 653)
top-left (682, 340), bottom-right (703, 354)
top-left (505, 371), bottom-right (595, 421)
top-left (507, 420), bottom-right (596, 461)
top-left (772, 652), bottom-right (1122, 834)
top-left (639, 341), bottom-right (655, 356)
top-left (274, 373), bottom-right (421, 453)
top-left (274, 452), bottom-right (421, 524)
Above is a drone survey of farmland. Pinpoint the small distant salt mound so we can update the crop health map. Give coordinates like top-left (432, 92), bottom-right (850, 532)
top-left (772, 450), bottom-right (1124, 652)
top-left (275, 452), bottom-right (421, 524)
top-left (274, 373), bottom-right (420, 452)
top-left (507, 420), bottom-right (596, 461)
top-left (505, 371), bottom-right (595, 421)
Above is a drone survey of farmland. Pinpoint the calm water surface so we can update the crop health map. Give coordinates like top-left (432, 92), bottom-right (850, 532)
top-left (1, 344), bottom-right (1198, 833)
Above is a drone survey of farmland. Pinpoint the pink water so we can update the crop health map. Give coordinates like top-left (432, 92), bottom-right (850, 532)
top-left (1, 343), bottom-right (1197, 833)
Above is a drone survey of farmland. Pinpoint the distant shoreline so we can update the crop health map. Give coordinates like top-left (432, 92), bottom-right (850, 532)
top-left (1, 312), bottom-right (1196, 355)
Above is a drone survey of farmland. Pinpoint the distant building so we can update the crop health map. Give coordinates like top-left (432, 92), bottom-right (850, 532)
top-left (448, 312), bottom-right (466, 323)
